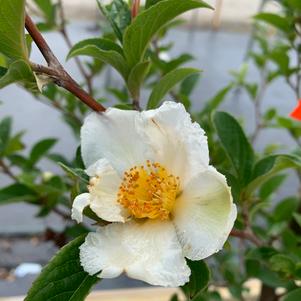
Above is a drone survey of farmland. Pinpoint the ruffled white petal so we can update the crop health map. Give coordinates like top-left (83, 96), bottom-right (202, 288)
top-left (137, 101), bottom-right (209, 186)
top-left (71, 193), bottom-right (90, 223)
top-left (81, 109), bottom-right (152, 174)
top-left (174, 167), bottom-right (237, 260)
top-left (87, 158), bottom-right (127, 222)
top-left (80, 221), bottom-right (190, 287)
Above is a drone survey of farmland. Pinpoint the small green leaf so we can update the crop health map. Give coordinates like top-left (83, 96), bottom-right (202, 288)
top-left (0, 117), bottom-right (12, 154)
top-left (0, 183), bottom-right (37, 205)
top-left (254, 13), bottom-right (291, 32)
top-left (59, 162), bottom-right (89, 184)
top-left (283, 288), bottom-right (301, 301)
top-left (0, 0), bottom-right (28, 60)
top-left (269, 254), bottom-right (295, 276)
top-left (293, 213), bottom-right (301, 227)
top-left (147, 68), bottom-right (200, 109)
top-left (181, 260), bottom-right (210, 299)
top-left (123, 0), bottom-right (212, 68)
top-left (274, 197), bottom-right (298, 222)
top-left (259, 174), bottom-right (286, 200)
top-left (29, 138), bottom-right (57, 166)
top-left (200, 85), bottom-right (232, 117)
top-left (0, 60), bottom-right (36, 90)
top-left (213, 111), bottom-right (254, 185)
top-left (25, 235), bottom-right (99, 301)
top-left (97, 0), bottom-right (131, 42)
top-left (180, 73), bottom-right (200, 96)
top-left (67, 38), bottom-right (129, 79)
top-left (34, 0), bottom-right (56, 25)
top-left (127, 60), bottom-right (151, 100)
top-left (245, 155), bottom-right (301, 195)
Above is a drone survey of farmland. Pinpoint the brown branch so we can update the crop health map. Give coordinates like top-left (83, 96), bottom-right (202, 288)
top-left (57, 0), bottom-right (93, 95)
top-left (0, 160), bottom-right (18, 181)
top-left (25, 14), bottom-right (105, 112)
top-left (230, 229), bottom-right (262, 247)
top-left (131, 0), bottom-right (141, 19)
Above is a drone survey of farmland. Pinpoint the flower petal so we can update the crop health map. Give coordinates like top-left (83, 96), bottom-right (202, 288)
top-left (137, 101), bottom-right (209, 186)
top-left (80, 221), bottom-right (190, 287)
top-left (71, 193), bottom-right (90, 223)
top-left (174, 167), bottom-right (237, 260)
top-left (87, 159), bottom-right (127, 222)
top-left (81, 109), bottom-right (152, 174)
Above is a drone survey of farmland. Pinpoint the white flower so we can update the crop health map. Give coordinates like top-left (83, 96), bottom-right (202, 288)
top-left (72, 101), bottom-right (237, 287)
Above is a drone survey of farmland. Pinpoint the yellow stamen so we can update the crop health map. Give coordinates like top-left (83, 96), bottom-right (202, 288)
top-left (117, 161), bottom-right (180, 220)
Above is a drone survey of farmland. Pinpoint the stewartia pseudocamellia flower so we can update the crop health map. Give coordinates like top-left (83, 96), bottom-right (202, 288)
top-left (72, 101), bottom-right (237, 287)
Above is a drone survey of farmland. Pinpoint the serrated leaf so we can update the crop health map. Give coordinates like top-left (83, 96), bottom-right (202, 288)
top-left (0, 0), bottom-right (28, 60)
top-left (123, 0), bottom-right (212, 68)
top-left (25, 235), bottom-right (99, 301)
top-left (0, 59), bottom-right (36, 90)
top-left (127, 60), bottom-right (150, 100)
top-left (0, 183), bottom-right (37, 205)
top-left (181, 260), bottom-right (210, 299)
top-left (29, 138), bottom-right (57, 166)
top-left (254, 13), bottom-right (291, 32)
top-left (213, 111), bottom-right (254, 185)
top-left (147, 68), bottom-right (200, 109)
top-left (67, 38), bottom-right (129, 79)
top-left (245, 155), bottom-right (301, 196)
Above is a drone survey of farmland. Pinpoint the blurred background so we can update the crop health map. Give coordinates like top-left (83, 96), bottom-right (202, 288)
top-left (0, 0), bottom-right (298, 297)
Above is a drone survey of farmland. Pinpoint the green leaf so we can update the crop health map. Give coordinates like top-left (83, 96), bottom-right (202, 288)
top-left (293, 213), bottom-right (301, 227)
top-left (29, 138), bottom-right (57, 166)
top-left (123, 0), bottom-right (212, 68)
top-left (213, 111), bottom-right (254, 185)
top-left (25, 235), bottom-right (99, 301)
top-left (59, 162), bottom-right (89, 184)
top-left (254, 13), bottom-right (291, 32)
top-left (97, 0), bottom-right (131, 42)
top-left (259, 174), bottom-right (286, 200)
top-left (127, 60), bottom-right (151, 100)
top-left (200, 85), bottom-right (232, 117)
top-left (245, 155), bottom-right (301, 196)
top-left (0, 183), bottom-right (37, 205)
top-left (67, 38), bottom-right (129, 79)
top-left (34, 0), bottom-right (56, 25)
top-left (147, 68), bottom-right (200, 109)
top-left (180, 73), bottom-right (200, 96)
top-left (287, 0), bottom-right (301, 10)
top-left (0, 59), bottom-right (36, 90)
top-left (269, 254), bottom-right (295, 276)
top-left (181, 260), bottom-right (210, 299)
top-left (0, 0), bottom-right (28, 60)
top-left (0, 117), bottom-right (12, 154)
top-left (283, 288), bottom-right (301, 301)
top-left (274, 197), bottom-right (298, 222)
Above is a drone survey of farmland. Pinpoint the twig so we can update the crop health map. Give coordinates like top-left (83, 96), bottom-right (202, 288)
top-left (0, 160), bottom-right (18, 181)
top-left (230, 229), bottom-right (262, 247)
top-left (25, 14), bottom-right (105, 112)
top-left (131, 0), bottom-right (141, 19)
top-left (57, 0), bottom-right (94, 95)
top-left (250, 69), bottom-right (268, 143)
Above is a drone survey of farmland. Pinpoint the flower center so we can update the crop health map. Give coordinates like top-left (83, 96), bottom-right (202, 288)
top-left (117, 161), bottom-right (180, 220)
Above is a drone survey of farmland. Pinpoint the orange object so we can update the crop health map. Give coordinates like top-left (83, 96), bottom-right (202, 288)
top-left (290, 100), bottom-right (301, 121)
